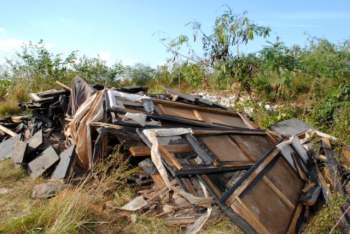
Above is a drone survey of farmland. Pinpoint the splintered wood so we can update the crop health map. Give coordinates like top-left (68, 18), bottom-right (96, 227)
top-left (2, 79), bottom-right (345, 234)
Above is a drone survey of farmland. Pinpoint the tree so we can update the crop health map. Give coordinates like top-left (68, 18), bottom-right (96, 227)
top-left (165, 8), bottom-right (271, 91)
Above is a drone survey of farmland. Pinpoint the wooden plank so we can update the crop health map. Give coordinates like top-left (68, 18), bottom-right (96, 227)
top-left (239, 178), bottom-right (295, 234)
top-left (193, 110), bottom-right (204, 121)
top-left (157, 103), bottom-right (167, 115)
top-left (153, 98), bottom-right (239, 116)
top-left (231, 198), bottom-right (270, 234)
top-left (201, 135), bottom-right (250, 162)
top-left (56, 81), bottom-right (72, 92)
top-left (262, 176), bottom-right (295, 210)
top-left (287, 204), bottom-right (303, 234)
top-left (231, 135), bottom-right (275, 161)
top-left (201, 174), bottom-right (222, 197)
top-left (158, 145), bottom-right (183, 170)
top-left (193, 129), bottom-right (265, 136)
top-left (129, 144), bottom-right (192, 157)
top-left (150, 173), bottom-right (165, 189)
top-left (90, 122), bottom-right (122, 130)
top-left (0, 124), bottom-right (17, 137)
top-left (228, 136), bottom-right (255, 162)
top-left (220, 161), bottom-right (254, 168)
top-left (185, 134), bottom-right (213, 164)
top-left (237, 112), bottom-right (258, 129)
top-left (226, 149), bottom-right (279, 204)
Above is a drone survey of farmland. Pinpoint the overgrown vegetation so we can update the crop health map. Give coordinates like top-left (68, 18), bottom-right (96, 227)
top-left (0, 150), bottom-right (239, 234)
top-left (0, 8), bottom-right (349, 233)
top-left (1, 9), bottom-right (349, 144)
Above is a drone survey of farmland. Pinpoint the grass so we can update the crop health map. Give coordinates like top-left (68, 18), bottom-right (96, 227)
top-left (0, 160), bottom-right (40, 226)
top-left (304, 194), bottom-right (348, 234)
top-left (0, 151), bottom-right (246, 234)
top-left (0, 159), bottom-right (27, 183)
top-left (200, 218), bottom-right (243, 234)
top-left (0, 99), bottom-right (21, 116)
top-left (0, 188), bottom-right (91, 234)
top-left (122, 215), bottom-right (181, 234)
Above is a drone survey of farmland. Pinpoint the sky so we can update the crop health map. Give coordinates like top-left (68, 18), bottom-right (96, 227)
top-left (0, 0), bottom-right (349, 67)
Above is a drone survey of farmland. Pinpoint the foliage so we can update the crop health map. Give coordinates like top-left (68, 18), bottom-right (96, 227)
top-left (165, 8), bottom-right (270, 92)
top-left (304, 194), bottom-right (347, 234)
top-left (0, 9), bottom-right (349, 144)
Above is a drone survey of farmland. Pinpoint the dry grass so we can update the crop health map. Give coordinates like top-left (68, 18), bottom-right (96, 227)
top-left (0, 99), bottom-right (21, 116)
top-left (0, 159), bottom-right (27, 183)
top-left (0, 188), bottom-right (91, 234)
top-left (122, 215), bottom-right (181, 234)
top-left (0, 160), bottom-right (40, 225)
top-left (0, 79), bottom-right (30, 116)
top-left (0, 152), bottom-right (244, 234)
top-left (200, 218), bottom-right (243, 234)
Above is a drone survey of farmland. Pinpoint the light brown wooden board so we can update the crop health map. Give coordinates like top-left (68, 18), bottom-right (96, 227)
top-left (231, 135), bottom-right (274, 160)
top-left (129, 144), bottom-right (192, 157)
top-left (154, 100), bottom-right (247, 128)
top-left (227, 153), bottom-right (305, 234)
top-left (200, 135), bottom-right (251, 162)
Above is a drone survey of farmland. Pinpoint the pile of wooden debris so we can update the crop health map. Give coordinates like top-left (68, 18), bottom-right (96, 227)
top-left (1, 76), bottom-right (350, 234)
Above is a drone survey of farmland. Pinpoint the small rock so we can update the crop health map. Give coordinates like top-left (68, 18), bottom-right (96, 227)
top-left (31, 181), bottom-right (65, 199)
top-left (0, 187), bottom-right (9, 195)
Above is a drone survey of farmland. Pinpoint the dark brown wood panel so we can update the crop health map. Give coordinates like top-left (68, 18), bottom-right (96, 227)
top-left (226, 152), bottom-right (305, 234)
top-left (200, 135), bottom-right (251, 162)
top-left (199, 111), bottom-right (247, 128)
top-left (265, 157), bottom-right (304, 204)
top-left (239, 179), bottom-right (294, 234)
top-left (158, 104), bottom-right (197, 120)
top-left (231, 135), bottom-right (274, 160)
top-left (154, 100), bottom-right (248, 128)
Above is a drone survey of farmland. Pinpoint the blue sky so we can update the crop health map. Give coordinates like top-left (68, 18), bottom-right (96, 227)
top-left (0, 0), bottom-right (349, 67)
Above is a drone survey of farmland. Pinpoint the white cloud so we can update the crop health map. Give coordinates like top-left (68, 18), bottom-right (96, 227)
top-left (0, 38), bottom-right (23, 51)
top-left (0, 27), bottom-right (5, 34)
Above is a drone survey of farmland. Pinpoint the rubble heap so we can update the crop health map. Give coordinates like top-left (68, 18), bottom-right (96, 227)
top-left (1, 76), bottom-right (350, 234)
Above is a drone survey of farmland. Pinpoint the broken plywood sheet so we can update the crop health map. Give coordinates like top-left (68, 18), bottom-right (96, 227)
top-left (28, 146), bottom-right (59, 178)
top-left (269, 118), bottom-right (310, 137)
top-left (51, 145), bottom-right (75, 180)
top-left (225, 150), bottom-right (305, 234)
top-left (153, 99), bottom-right (248, 128)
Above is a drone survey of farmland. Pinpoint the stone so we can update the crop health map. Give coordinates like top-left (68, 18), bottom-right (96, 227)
top-left (51, 145), bottom-right (75, 180)
top-left (28, 146), bottom-right (59, 178)
top-left (31, 181), bottom-right (65, 199)
top-left (28, 130), bottom-right (43, 149)
top-left (270, 118), bottom-right (310, 137)
top-left (12, 140), bottom-right (27, 164)
top-left (0, 136), bottom-right (19, 161)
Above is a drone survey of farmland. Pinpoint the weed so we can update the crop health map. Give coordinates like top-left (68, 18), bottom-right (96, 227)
top-left (304, 194), bottom-right (347, 234)
top-left (0, 159), bottom-right (26, 183)
top-left (201, 218), bottom-right (243, 234)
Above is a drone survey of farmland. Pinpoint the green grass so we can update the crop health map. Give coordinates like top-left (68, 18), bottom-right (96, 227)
top-left (200, 218), bottom-right (243, 234)
top-left (304, 194), bottom-right (348, 234)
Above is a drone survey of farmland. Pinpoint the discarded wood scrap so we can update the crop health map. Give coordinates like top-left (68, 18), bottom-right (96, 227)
top-left (1, 76), bottom-right (350, 234)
